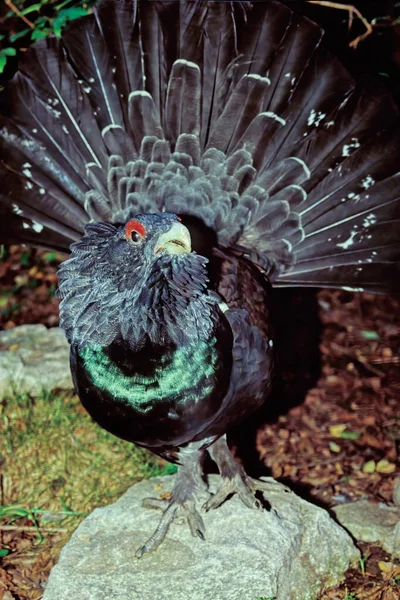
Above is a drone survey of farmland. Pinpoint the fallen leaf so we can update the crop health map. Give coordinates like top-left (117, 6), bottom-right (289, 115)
top-left (376, 460), bottom-right (396, 474)
top-left (329, 442), bottom-right (341, 453)
top-left (378, 560), bottom-right (393, 573)
top-left (329, 424), bottom-right (347, 437)
top-left (363, 460), bottom-right (376, 474)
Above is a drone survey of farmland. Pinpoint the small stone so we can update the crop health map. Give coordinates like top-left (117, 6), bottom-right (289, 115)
top-left (333, 499), bottom-right (400, 557)
top-left (0, 325), bottom-right (72, 397)
top-left (393, 476), bottom-right (400, 507)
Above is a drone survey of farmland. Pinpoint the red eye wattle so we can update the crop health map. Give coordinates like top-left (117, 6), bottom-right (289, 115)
top-left (125, 220), bottom-right (146, 241)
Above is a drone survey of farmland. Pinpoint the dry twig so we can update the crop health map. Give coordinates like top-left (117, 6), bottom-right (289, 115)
top-left (307, 1), bottom-right (374, 48)
top-left (0, 524), bottom-right (68, 533)
top-left (4, 0), bottom-right (35, 29)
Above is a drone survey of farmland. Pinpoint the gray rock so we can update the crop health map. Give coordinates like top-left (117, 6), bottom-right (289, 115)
top-left (333, 499), bottom-right (400, 557)
top-left (43, 474), bottom-right (359, 600)
top-left (0, 324), bottom-right (72, 397)
top-left (393, 476), bottom-right (400, 507)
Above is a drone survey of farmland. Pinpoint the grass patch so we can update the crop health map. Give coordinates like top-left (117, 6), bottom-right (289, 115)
top-left (0, 388), bottom-right (174, 539)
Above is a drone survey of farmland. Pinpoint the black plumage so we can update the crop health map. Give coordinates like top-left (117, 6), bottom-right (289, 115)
top-left (0, 0), bottom-right (399, 555)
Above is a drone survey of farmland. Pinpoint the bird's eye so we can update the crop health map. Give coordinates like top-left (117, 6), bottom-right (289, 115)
top-left (130, 230), bottom-right (141, 243)
top-left (125, 219), bottom-right (146, 244)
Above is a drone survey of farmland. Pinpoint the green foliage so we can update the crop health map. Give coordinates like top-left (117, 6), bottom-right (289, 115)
top-left (338, 431), bottom-right (360, 440)
top-left (0, 0), bottom-right (97, 73)
top-left (359, 551), bottom-right (370, 576)
top-left (360, 330), bottom-right (379, 341)
top-left (0, 46), bottom-right (16, 72)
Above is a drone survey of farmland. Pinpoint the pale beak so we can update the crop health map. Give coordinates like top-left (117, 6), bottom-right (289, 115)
top-left (154, 221), bottom-right (192, 255)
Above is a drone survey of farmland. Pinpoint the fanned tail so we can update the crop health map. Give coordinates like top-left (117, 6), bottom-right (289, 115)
top-left (0, 0), bottom-right (399, 292)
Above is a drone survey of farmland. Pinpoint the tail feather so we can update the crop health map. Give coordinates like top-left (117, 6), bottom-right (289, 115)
top-left (299, 83), bottom-right (398, 192)
top-left (207, 74), bottom-right (270, 153)
top-left (63, 14), bottom-right (125, 131)
top-left (259, 53), bottom-right (355, 171)
top-left (261, 14), bottom-right (324, 117)
top-left (165, 60), bottom-right (201, 142)
top-left (236, 1), bottom-right (292, 80)
top-left (138, 0), bottom-right (170, 119)
top-left (94, 0), bottom-right (143, 129)
top-left (0, 0), bottom-right (399, 294)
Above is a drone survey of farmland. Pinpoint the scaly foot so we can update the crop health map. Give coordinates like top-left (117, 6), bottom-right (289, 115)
top-left (136, 447), bottom-right (207, 558)
top-left (136, 497), bottom-right (205, 558)
top-left (204, 435), bottom-right (290, 511)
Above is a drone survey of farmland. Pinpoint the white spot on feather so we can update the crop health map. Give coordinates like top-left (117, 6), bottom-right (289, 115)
top-left (361, 175), bottom-right (375, 190)
top-left (46, 106), bottom-right (61, 119)
top-left (22, 162), bottom-right (32, 178)
top-left (337, 230), bottom-right (358, 249)
top-left (307, 109), bottom-right (326, 127)
top-left (362, 213), bottom-right (377, 228)
top-left (22, 221), bottom-right (42, 233)
top-left (342, 286), bottom-right (364, 292)
top-left (32, 221), bottom-right (44, 233)
top-left (13, 204), bottom-right (23, 215)
top-left (342, 137), bottom-right (360, 157)
top-left (89, 77), bottom-right (95, 83)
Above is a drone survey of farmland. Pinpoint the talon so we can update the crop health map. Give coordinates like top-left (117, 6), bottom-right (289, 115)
top-left (136, 453), bottom-right (207, 556)
top-left (207, 436), bottom-right (289, 512)
top-left (142, 497), bottom-right (169, 510)
top-left (136, 544), bottom-right (149, 559)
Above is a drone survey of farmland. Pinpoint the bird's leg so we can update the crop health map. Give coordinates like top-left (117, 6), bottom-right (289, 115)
top-left (136, 447), bottom-right (207, 558)
top-left (204, 435), bottom-right (289, 511)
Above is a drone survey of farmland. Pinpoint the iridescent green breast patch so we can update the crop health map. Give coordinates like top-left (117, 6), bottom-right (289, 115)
top-left (79, 338), bottom-right (219, 414)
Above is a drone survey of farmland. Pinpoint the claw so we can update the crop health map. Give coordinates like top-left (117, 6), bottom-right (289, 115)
top-left (206, 436), bottom-right (291, 513)
top-left (203, 472), bottom-right (259, 511)
top-left (137, 499), bottom-right (205, 558)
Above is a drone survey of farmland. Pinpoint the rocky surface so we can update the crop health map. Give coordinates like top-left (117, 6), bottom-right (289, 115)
top-left (0, 325), bottom-right (72, 396)
top-left (333, 500), bottom-right (400, 558)
top-left (42, 474), bottom-right (359, 600)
